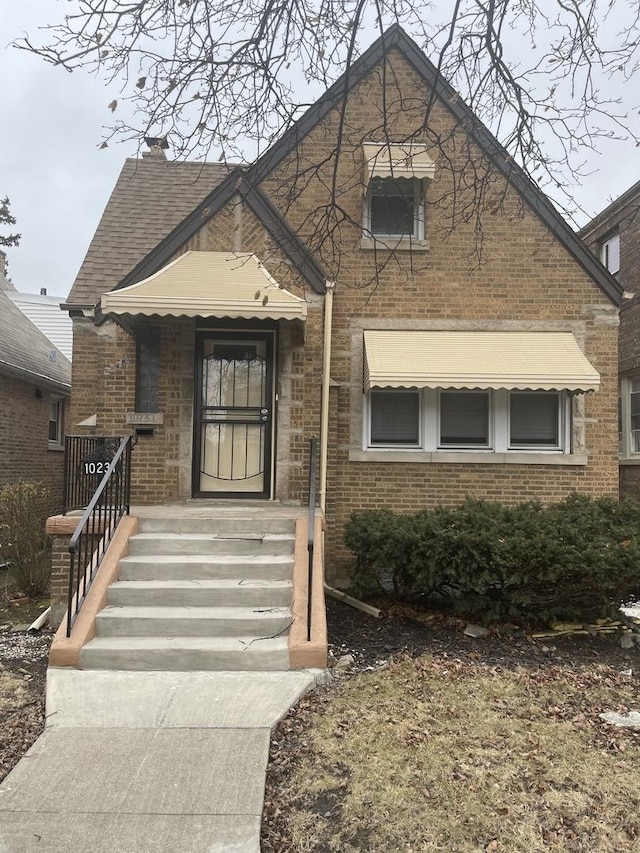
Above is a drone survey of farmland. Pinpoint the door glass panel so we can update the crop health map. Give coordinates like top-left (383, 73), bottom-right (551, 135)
top-left (198, 338), bottom-right (269, 493)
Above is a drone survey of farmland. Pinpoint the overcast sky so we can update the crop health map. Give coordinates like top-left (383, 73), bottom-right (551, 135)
top-left (1, 1), bottom-right (639, 298)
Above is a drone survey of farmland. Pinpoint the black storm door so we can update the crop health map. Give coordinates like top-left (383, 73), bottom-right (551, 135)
top-left (193, 331), bottom-right (274, 498)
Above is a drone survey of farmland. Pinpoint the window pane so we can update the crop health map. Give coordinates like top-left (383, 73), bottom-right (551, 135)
top-left (49, 400), bottom-right (60, 442)
top-left (630, 387), bottom-right (640, 451)
top-left (510, 393), bottom-right (559, 446)
top-left (440, 392), bottom-right (489, 446)
top-left (370, 391), bottom-right (420, 445)
top-left (370, 177), bottom-right (415, 236)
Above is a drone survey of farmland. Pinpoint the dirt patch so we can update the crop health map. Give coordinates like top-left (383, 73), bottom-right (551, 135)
top-left (262, 599), bottom-right (640, 852)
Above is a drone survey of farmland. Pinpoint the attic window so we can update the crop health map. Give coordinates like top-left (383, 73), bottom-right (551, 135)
top-left (362, 142), bottom-right (434, 245)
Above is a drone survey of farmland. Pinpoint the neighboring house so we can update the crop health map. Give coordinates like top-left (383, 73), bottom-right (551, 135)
top-left (0, 266), bottom-right (72, 510)
top-left (580, 179), bottom-right (640, 499)
top-left (7, 287), bottom-right (73, 362)
top-left (64, 25), bottom-right (622, 577)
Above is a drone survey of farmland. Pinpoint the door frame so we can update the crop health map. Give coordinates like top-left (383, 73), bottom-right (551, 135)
top-left (192, 323), bottom-right (277, 499)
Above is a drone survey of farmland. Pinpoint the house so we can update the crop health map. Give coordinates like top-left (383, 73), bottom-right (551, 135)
top-left (60, 24), bottom-right (622, 590)
top-left (0, 262), bottom-right (71, 510)
top-left (580, 179), bottom-right (640, 498)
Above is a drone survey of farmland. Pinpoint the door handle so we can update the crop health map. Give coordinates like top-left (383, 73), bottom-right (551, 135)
top-left (260, 408), bottom-right (269, 423)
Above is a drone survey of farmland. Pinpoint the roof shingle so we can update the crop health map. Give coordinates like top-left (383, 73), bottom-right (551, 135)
top-left (68, 159), bottom-right (231, 305)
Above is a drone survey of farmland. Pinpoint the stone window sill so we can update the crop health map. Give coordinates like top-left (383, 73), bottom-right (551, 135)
top-left (48, 442), bottom-right (65, 453)
top-left (360, 236), bottom-right (430, 252)
top-left (349, 449), bottom-right (588, 466)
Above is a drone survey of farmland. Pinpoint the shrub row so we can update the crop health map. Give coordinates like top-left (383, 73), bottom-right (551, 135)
top-left (343, 494), bottom-right (640, 625)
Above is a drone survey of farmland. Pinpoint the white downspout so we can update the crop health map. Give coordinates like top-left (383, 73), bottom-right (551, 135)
top-left (319, 280), bottom-right (335, 513)
top-left (317, 280), bottom-right (378, 616)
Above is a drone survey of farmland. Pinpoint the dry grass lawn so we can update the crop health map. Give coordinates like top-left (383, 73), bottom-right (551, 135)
top-left (271, 657), bottom-right (640, 852)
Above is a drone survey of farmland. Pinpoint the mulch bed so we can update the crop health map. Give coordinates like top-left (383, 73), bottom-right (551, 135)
top-left (261, 597), bottom-right (639, 852)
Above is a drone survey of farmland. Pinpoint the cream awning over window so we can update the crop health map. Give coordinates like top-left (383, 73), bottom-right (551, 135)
top-left (100, 251), bottom-right (307, 321)
top-left (363, 330), bottom-right (600, 392)
top-left (363, 142), bottom-right (436, 182)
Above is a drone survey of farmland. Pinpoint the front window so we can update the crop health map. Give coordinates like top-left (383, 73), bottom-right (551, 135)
top-left (370, 390), bottom-right (420, 445)
top-left (509, 392), bottom-right (560, 448)
top-left (366, 388), bottom-right (568, 453)
top-left (439, 391), bottom-right (490, 447)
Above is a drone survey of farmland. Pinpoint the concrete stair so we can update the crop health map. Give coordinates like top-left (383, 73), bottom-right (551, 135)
top-left (79, 516), bottom-right (296, 672)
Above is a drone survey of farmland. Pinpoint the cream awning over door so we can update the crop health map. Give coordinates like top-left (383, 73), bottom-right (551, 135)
top-left (100, 251), bottom-right (307, 321)
top-left (363, 330), bottom-right (600, 392)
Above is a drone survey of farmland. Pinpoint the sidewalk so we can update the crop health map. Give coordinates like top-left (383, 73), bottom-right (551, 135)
top-left (0, 669), bottom-right (322, 852)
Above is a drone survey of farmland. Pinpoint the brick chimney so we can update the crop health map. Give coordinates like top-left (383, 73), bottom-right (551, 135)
top-left (142, 136), bottom-right (169, 159)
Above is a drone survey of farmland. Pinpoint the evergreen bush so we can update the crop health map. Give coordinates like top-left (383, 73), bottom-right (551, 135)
top-left (343, 495), bottom-right (640, 625)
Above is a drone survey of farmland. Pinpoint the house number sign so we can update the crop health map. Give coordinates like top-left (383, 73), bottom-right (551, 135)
top-left (126, 412), bottom-right (164, 425)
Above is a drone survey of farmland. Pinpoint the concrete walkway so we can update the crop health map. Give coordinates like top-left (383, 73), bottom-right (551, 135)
top-left (0, 668), bottom-right (322, 852)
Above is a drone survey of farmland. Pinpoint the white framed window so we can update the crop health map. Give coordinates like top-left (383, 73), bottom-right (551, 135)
top-left (48, 396), bottom-right (64, 448)
top-left (364, 177), bottom-right (424, 240)
top-left (600, 233), bottom-right (620, 275)
top-left (364, 388), bottom-right (570, 453)
top-left (619, 377), bottom-right (640, 457)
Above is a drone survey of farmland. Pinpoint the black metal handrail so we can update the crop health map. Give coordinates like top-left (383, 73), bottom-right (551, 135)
top-left (63, 435), bottom-right (125, 514)
top-left (66, 435), bottom-right (134, 637)
top-left (307, 436), bottom-right (319, 642)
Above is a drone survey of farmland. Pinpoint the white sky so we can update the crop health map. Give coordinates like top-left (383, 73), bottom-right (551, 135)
top-left (1, 1), bottom-right (639, 297)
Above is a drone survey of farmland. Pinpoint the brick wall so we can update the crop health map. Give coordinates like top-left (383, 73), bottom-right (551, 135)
top-left (0, 372), bottom-right (67, 512)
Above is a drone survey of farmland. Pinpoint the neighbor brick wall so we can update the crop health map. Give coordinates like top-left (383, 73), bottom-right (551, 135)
top-left (0, 373), bottom-right (67, 511)
top-left (582, 184), bottom-right (640, 499)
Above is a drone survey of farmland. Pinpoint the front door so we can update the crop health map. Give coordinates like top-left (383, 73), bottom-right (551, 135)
top-left (193, 330), bottom-right (274, 498)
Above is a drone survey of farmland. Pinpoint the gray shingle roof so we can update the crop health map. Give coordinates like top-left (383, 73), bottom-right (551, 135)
top-left (0, 289), bottom-right (71, 390)
top-left (68, 158), bottom-right (231, 305)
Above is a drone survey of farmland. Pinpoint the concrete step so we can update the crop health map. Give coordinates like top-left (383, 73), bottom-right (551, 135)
top-left (118, 554), bottom-right (294, 581)
top-left (79, 635), bottom-right (291, 671)
top-left (127, 532), bottom-right (295, 557)
top-left (137, 516), bottom-right (296, 535)
top-left (96, 605), bottom-right (293, 638)
top-left (107, 579), bottom-right (292, 608)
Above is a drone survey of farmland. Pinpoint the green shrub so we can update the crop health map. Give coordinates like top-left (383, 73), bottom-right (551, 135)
top-left (0, 482), bottom-right (52, 598)
top-left (343, 495), bottom-right (640, 626)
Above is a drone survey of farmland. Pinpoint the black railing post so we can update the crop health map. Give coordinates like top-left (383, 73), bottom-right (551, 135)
top-left (307, 436), bottom-right (319, 643)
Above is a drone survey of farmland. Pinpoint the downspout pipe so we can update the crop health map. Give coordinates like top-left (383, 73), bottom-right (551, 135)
top-left (317, 281), bottom-right (379, 619)
top-left (319, 281), bottom-right (335, 514)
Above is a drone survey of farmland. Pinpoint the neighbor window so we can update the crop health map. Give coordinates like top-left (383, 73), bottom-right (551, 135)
top-left (365, 388), bottom-right (568, 453)
top-left (619, 377), bottom-right (640, 456)
top-left (48, 397), bottom-right (64, 447)
top-left (600, 233), bottom-right (620, 275)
